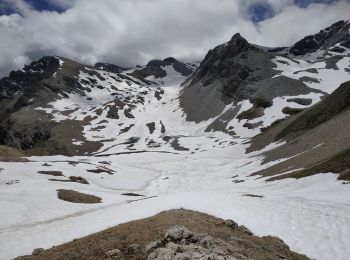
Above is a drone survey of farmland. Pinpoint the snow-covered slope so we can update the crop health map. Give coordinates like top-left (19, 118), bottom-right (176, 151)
top-left (0, 20), bottom-right (349, 260)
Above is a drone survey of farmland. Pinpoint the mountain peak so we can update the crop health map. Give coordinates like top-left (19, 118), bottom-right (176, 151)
top-left (129, 57), bottom-right (195, 80)
top-left (229, 33), bottom-right (244, 41)
top-left (227, 33), bottom-right (250, 51)
top-left (162, 57), bottom-right (178, 63)
top-left (290, 19), bottom-right (350, 56)
top-left (95, 62), bottom-right (127, 73)
top-left (146, 57), bottom-right (181, 67)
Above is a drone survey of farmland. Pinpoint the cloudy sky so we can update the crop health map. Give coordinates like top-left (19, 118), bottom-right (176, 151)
top-left (0, 0), bottom-right (349, 77)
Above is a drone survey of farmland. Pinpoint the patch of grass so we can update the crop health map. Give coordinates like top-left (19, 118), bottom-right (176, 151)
top-left (291, 148), bottom-right (350, 180)
top-left (32, 139), bottom-right (47, 149)
top-left (237, 106), bottom-right (264, 121)
top-left (282, 107), bottom-right (305, 116)
top-left (277, 81), bottom-right (350, 140)
top-left (252, 98), bottom-right (272, 108)
top-left (287, 98), bottom-right (312, 106)
top-left (237, 98), bottom-right (272, 121)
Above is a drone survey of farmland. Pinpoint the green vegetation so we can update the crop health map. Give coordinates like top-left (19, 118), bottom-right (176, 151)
top-left (237, 106), bottom-right (264, 120)
top-left (287, 98), bottom-right (312, 106)
top-left (282, 107), bottom-right (305, 116)
top-left (252, 97), bottom-right (272, 108)
top-left (237, 97), bottom-right (272, 121)
top-left (291, 148), bottom-right (350, 180)
top-left (32, 139), bottom-right (47, 149)
top-left (277, 81), bottom-right (350, 140)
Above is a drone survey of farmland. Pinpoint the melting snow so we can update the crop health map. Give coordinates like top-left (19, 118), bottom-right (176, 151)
top-left (0, 62), bottom-right (349, 260)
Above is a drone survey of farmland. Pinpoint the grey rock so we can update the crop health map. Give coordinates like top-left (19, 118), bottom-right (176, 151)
top-left (105, 248), bottom-right (122, 257)
top-left (164, 226), bottom-right (193, 242)
top-left (95, 63), bottom-right (126, 73)
top-left (145, 240), bottom-right (163, 253)
top-left (126, 243), bottom-right (142, 255)
top-left (224, 219), bottom-right (238, 228)
top-left (179, 33), bottom-right (324, 124)
top-left (287, 98), bottom-right (312, 106)
top-left (32, 248), bottom-right (45, 256)
top-left (129, 57), bottom-right (196, 80)
top-left (106, 106), bottom-right (119, 119)
top-left (148, 227), bottom-right (240, 260)
top-left (146, 122), bottom-right (156, 134)
top-left (69, 176), bottom-right (89, 184)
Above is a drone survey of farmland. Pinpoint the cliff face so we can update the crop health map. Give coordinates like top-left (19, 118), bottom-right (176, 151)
top-left (290, 20), bottom-right (350, 55)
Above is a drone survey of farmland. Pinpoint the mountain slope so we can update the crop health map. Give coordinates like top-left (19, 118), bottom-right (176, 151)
top-left (0, 56), bottom-right (198, 155)
top-left (248, 80), bottom-right (350, 181)
top-left (289, 20), bottom-right (350, 56)
top-left (0, 20), bottom-right (349, 260)
top-left (16, 209), bottom-right (309, 260)
top-left (180, 20), bottom-right (350, 139)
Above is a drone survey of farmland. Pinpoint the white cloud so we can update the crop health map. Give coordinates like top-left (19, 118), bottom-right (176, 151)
top-left (0, 0), bottom-right (349, 77)
top-left (256, 1), bottom-right (350, 46)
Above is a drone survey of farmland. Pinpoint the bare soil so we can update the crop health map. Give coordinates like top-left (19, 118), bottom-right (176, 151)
top-left (16, 209), bottom-right (309, 260)
top-left (57, 189), bottom-right (101, 204)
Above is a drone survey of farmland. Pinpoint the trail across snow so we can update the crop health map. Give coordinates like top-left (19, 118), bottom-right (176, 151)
top-left (0, 64), bottom-right (349, 260)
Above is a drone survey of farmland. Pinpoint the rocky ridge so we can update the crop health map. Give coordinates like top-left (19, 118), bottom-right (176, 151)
top-left (16, 210), bottom-right (308, 260)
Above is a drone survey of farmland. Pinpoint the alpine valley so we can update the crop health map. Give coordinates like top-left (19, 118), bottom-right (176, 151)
top-left (0, 20), bottom-right (350, 260)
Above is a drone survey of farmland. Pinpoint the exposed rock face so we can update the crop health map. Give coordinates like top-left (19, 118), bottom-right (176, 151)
top-left (180, 21), bottom-right (350, 124)
top-left (95, 62), bottom-right (126, 73)
top-left (278, 81), bottom-right (350, 139)
top-left (0, 56), bottom-right (85, 151)
top-left (248, 80), bottom-right (350, 181)
top-left (0, 56), bottom-right (105, 154)
top-left (0, 108), bottom-right (53, 149)
top-left (0, 20), bottom-right (348, 159)
top-left (129, 57), bottom-right (195, 79)
top-left (0, 56), bottom-right (59, 101)
top-left (57, 189), bottom-right (101, 204)
top-left (179, 33), bottom-right (318, 123)
top-left (290, 20), bottom-right (350, 55)
top-left (105, 248), bottom-right (122, 258)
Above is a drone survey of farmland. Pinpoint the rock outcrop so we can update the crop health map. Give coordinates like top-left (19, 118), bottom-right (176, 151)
top-left (290, 20), bottom-right (350, 55)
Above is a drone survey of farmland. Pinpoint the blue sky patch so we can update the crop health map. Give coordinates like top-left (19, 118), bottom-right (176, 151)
top-left (294, 0), bottom-right (339, 8)
top-left (246, 0), bottom-right (340, 23)
top-left (24, 0), bottom-right (67, 12)
top-left (0, 2), bottom-right (16, 15)
top-left (0, 0), bottom-right (342, 22)
top-left (0, 0), bottom-right (68, 15)
top-left (248, 2), bottom-right (275, 23)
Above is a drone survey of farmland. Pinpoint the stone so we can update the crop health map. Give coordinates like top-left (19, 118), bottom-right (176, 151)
top-left (164, 226), bottom-right (193, 242)
top-left (145, 240), bottom-right (163, 253)
top-left (32, 248), bottom-right (44, 256)
top-left (105, 248), bottom-right (122, 258)
top-left (224, 219), bottom-right (238, 228)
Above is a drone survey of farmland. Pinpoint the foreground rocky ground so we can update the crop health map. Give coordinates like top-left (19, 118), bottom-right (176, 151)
top-left (17, 209), bottom-right (308, 260)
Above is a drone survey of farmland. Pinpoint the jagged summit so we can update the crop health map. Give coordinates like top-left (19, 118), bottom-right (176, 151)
top-left (290, 19), bottom-right (350, 55)
top-left (180, 19), bottom-right (350, 123)
top-left (227, 33), bottom-right (250, 49)
top-left (0, 56), bottom-right (60, 101)
top-left (190, 33), bottom-right (256, 87)
top-left (130, 57), bottom-right (196, 79)
top-left (179, 32), bottom-right (278, 122)
top-left (0, 53), bottom-right (196, 152)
